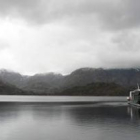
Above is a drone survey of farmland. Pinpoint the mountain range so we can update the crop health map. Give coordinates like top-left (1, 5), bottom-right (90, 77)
top-left (0, 68), bottom-right (139, 95)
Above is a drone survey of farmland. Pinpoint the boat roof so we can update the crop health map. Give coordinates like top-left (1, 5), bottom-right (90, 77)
top-left (130, 89), bottom-right (140, 94)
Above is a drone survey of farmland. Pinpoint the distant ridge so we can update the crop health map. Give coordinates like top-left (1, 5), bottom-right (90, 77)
top-left (0, 68), bottom-right (139, 95)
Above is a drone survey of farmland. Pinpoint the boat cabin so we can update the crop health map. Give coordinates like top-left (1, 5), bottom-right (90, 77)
top-left (129, 89), bottom-right (140, 104)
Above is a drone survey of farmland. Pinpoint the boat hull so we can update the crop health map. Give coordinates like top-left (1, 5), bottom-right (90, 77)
top-left (128, 102), bottom-right (140, 107)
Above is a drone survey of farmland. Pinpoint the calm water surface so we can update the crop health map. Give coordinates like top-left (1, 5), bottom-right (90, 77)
top-left (0, 96), bottom-right (139, 140)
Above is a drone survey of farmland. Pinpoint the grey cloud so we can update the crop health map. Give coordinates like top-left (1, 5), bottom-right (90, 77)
top-left (0, 0), bottom-right (39, 14)
top-left (0, 0), bottom-right (46, 23)
top-left (1, 0), bottom-right (98, 22)
top-left (50, 0), bottom-right (140, 30)
top-left (97, 45), bottom-right (140, 69)
top-left (112, 30), bottom-right (140, 51)
top-left (1, 0), bottom-right (140, 74)
top-left (0, 0), bottom-right (140, 30)
top-left (98, 0), bottom-right (140, 30)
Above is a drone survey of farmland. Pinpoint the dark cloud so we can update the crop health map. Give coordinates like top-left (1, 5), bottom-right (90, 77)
top-left (0, 0), bottom-right (140, 30)
top-left (98, 0), bottom-right (140, 30)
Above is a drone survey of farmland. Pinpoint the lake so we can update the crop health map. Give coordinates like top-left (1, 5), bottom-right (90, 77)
top-left (0, 96), bottom-right (139, 140)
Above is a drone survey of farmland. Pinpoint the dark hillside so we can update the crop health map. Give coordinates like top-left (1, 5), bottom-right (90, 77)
top-left (59, 82), bottom-right (129, 96)
top-left (0, 80), bottom-right (26, 95)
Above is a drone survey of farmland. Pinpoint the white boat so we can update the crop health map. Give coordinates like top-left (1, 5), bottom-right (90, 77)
top-left (127, 84), bottom-right (140, 107)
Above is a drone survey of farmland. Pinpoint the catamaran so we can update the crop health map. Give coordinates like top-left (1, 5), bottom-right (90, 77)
top-left (127, 84), bottom-right (140, 107)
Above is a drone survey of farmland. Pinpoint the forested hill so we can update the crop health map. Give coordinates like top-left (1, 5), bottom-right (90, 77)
top-left (0, 80), bottom-right (26, 95)
top-left (59, 83), bottom-right (130, 96)
top-left (0, 68), bottom-right (139, 95)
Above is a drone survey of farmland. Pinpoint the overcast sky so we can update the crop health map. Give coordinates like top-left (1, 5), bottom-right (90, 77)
top-left (0, 0), bottom-right (140, 75)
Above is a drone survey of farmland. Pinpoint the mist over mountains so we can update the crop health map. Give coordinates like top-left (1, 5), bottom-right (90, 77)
top-left (0, 68), bottom-right (139, 96)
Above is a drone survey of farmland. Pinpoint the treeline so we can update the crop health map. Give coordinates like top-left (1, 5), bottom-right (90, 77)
top-left (0, 80), bottom-right (132, 96)
top-left (0, 80), bottom-right (35, 95)
top-left (58, 82), bottom-right (130, 96)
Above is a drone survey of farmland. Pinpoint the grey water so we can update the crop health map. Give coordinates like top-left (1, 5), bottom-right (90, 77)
top-left (0, 96), bottom-right (139, 140)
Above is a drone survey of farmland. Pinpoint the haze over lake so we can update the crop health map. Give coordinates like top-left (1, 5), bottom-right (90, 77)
top-left (0, 96), bottom-right (139, 140)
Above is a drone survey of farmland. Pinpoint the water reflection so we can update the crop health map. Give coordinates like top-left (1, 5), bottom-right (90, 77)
top-left (67, 105), bottom-right (130, 126)
top-left (127, 106), bottom-right (140, 120)
top-left (0, 102), bottom-right (140, 140)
